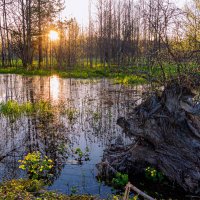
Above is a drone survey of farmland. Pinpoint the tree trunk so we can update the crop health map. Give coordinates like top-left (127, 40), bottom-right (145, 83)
top-left (38, 0), bottom-right (42, 69)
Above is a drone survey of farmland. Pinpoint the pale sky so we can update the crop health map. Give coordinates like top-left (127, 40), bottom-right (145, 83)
top-left (62, 0), bottom-right (188, 26)
top-left (63, 0), bottom-right (91, 26)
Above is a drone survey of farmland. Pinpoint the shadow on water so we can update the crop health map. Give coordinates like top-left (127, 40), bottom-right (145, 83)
top-left (0, 74), bottom-right (147, 198)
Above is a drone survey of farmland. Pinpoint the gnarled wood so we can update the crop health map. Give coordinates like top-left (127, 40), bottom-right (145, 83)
top-left (100, 81), bottom-right (200, 194)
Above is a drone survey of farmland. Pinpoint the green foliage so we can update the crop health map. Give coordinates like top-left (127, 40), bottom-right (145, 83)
top-left (18, 151), bottom-right (53, 181)
top-left (0, 100), bottom-right (22, 118)
top-left (114, 75), bottom-right (145, 85)
top-left (132, 195), bottom-right (139, 200)
top-left (0, 64), bottom-right (199, 86)
top-left (92, 111), bottom-right (101, 122)
top-left (0, 66), bottom-right (146, 85)
top-left (0, 100), bottom-right (54, 120)
top-left (112, 172), bottom-right (129, 188)
top-left (75, 148), bottom-right (83, 159)
top-left (0, 67), bottom-right (52, 76)
top-left (0, 179), bottom-right (96, 200)
top-left (21, 101), bottom-right (34, 114)
top-left (112, 195), bottom-right (121, 200)
top-left (34, 100), bottom-right (54, 118)
top-left (111, 194), bottom-right (138, 200)
top-left (0, 179), bottom-right (43, 199)
top-left (145, 167), bottom-right (164, 182)
top-left (70, 186), bottom-right (78, 195)
top-left (64, 108), bottom-right (78, 122)
top-left (74, 147), bottom-right (90, 162)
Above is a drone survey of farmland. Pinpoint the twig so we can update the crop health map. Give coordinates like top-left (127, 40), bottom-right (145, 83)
top-left (123, 182), bottom-right (155, 200)
top-left (123, 183), bottom-right (131, 200)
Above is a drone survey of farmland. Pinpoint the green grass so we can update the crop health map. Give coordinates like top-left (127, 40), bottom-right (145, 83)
top-left (0, 66), bottom-right (146, 85)
top-left (0, 67), bottom-right (53, 76)
top-left (0, 63), bottom-right (197, 85)
top-left (0, 100), bottom-right (54, 119)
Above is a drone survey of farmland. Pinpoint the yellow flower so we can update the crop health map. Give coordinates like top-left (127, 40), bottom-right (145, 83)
top-left (19, 165), bottom-right (26, 170)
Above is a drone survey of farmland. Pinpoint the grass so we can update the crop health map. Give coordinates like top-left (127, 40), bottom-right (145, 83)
top-left (0, 66), bottom-right (146, 85)
top-left (0, 100), bottom-right (54, 119)
top-left (0, 63), bottom-right (198, 85)
top-left (0, 179), bottom-right (96, 200)
top-left (0, 67), bottom-right (53, 76)
top-left (0, 100), bottom-right (81, 123)
top-left (62, 108), bottom-right (78, 122)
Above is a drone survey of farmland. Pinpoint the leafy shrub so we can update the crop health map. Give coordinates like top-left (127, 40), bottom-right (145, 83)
top-left (19, 151), bottom-right (53, 181)
top-left (74, 147), bottom-right (90, 163)
top-left (0, 179), bottom-right (42, 199)
top-left (112, 172), bottom-right (129, 188)
top-left (0, 100), bottom-right (21, 118)
top-left (0, 100), bottom-right (55, 121)
top-left (70, 186), bottom-right (78, 195)
top-left (21, 101), bottom-right (34, 114)
top-left (0, 179), bottom-right (96, 199)
top-left (34, 100), bottom-right (54, 118)
top-left (145, 167), bottom-right (164, 182)
top-left (64, 108), bottom-right (78, 122)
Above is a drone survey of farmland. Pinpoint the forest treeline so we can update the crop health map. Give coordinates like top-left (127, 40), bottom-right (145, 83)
top-left (0, 0), bottom-right (199, 74)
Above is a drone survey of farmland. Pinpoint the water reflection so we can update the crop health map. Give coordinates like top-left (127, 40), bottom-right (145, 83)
top-left (50, 76), bottom-right (60, 102)
top-left (0, 74), bottom-right (147, 197)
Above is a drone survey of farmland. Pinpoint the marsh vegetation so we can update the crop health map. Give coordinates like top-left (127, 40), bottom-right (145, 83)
top-left (0, 0), bottom-right (200, 199)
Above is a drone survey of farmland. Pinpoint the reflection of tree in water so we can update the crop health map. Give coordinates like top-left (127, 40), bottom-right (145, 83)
top-left (0, 76), bottom-right (69, 182)
top-left (23, 77), bottom-right (70, 182)
top-left (0, 75), bottom-right (146, 191)
top-left (28, 111), bottom-right (69, 183)
top-left (0, 104), bottom-right (70, 183)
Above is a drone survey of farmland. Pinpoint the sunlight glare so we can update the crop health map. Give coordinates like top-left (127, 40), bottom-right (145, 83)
top-left (50, 76), bottom-right (59, 101)
top-left (49, 30), bottom-right (59, 41)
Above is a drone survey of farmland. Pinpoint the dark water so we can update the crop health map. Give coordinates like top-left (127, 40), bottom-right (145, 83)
top-left (0, 74), bottom-right (147, 198)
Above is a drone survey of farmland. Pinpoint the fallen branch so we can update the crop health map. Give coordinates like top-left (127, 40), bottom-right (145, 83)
top-left (123, 182), bottom-right (155, 200)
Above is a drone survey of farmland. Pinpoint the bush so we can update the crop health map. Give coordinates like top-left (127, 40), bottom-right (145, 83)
top-left (145, 167), bottom-right (164, 182)
top-left (112, 172), bottom-right (129, 188)
top-left (0, 179), bottom-right (42, 199)
top-left (0, 179), bottom-right (96, 200)
top-left (0, 100), bottom-right (54, 120)
top-left (19, 151), bottom-right (53, 181)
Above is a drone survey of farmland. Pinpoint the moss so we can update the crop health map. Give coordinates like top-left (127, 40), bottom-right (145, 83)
top-left (0, 179), bottom-right (96, 200)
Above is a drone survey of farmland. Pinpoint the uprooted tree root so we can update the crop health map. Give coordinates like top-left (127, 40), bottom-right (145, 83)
top-left (98, 78), bottom-right (200, 194)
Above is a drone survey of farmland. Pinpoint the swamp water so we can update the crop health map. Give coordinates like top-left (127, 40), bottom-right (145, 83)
top-left (0, 74), bottom-right (146, 198)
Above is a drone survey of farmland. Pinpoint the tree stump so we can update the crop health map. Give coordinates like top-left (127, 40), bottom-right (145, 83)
top-left (101, 81), bottom-right (200, 193)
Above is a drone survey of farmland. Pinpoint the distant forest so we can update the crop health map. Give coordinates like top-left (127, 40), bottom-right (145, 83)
top-left (0, 0), bottom-right (199, 72)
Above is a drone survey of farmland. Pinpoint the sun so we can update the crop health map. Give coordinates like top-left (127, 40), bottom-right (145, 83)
top-left (49, 30), bottom-right (59, 41)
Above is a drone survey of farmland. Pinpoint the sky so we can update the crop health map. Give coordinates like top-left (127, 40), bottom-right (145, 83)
top-left (63, 0), bottom-right (91, 26)
top-left (62, 0), bottom-right (188, 26)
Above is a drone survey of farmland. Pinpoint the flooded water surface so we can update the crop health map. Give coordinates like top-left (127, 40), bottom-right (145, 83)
top-left (0, 74), bottom-right (146, 198)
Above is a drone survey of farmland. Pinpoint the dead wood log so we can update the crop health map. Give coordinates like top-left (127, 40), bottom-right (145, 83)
top-left (101, 81), bottom-right (200, 194)
top-left (123, 182), bottom-right (155, 200)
